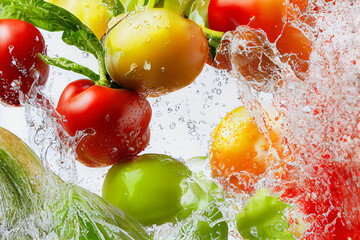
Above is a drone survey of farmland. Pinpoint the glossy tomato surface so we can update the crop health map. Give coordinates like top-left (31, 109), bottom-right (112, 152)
top-left (46, 0), bottom-right (110, 39)
top-left (102, 154), bottom-right (191, 226)
top-left (56, 80), bottom-right (152, 167)
top-left (104, 8), bottom-right (209, 97)
top-left (0, 19), bottom-right (49, 106)
top-left (208, 0), bottom-right (287, 42)
top-left (210, 106), bottom-right (270, 193)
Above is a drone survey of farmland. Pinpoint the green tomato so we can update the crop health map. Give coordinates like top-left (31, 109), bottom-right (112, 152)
top-left (104, 8), bottom-right (209, 97)
top-left (236, 188), bottom-right (294, 240)
top-left (102, 154), bottom-right (191, 226)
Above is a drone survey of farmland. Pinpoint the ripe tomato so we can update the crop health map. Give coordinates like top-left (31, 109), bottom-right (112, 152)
top-left (0, 19), bottom-right (49, 106)
top-left (46, 0), bottom-right (110, 39)
top-left (56, 80), bottom-right (152, 167)
top-left (277, 24), bottom-right (312, 78)
top-left (208, 0), bottom-right (287, 43)
top-left (210, 106), bottom-right (271, 193)
top-left (104, 8), bottom-right (209, 97)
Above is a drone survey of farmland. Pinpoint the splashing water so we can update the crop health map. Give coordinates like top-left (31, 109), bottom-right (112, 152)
top-left (222, 0), bottom-right (360, 238)
top-left (1, 0), bottom-right (360, 239)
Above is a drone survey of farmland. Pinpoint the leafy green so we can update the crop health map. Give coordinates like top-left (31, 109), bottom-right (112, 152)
top-left (0, 0), bottom-right (109, 85)
top-left (102, 0), bottom-right (125, 17)
top-left (158, 0), bottom-right (195, 15)
top-left (39, 55), bottom-right (100, 82)
top-left (185, 0), bottom-right (209, 27)
top-left (236, 188), bottom-right (294, 240)
top-left (177, 202), bottom-right (228, 240)
top-left (0, 127), bottom-right (151, 239)
top-left (117, 0), bottom-right (159, 12)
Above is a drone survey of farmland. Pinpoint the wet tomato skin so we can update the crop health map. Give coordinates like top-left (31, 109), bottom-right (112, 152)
top-left (56, 80), bottom-right (152, 167)
top-left (207, 0), bottom-right (287, 42)
top-left (104, 8), bottom-right (209, 97)
top-left (210, 106), bottom-right (270, 193)
top-left (0, 19), bottom-right (49, 106)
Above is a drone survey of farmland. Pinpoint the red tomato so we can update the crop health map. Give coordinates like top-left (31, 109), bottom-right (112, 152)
top-left (56, 80), bottom-right (152, 167)
top-left (208, 0), bottom-right (287, 42)
top-left (277, 24), bottom-right (312, 78)
top-left (0, 19), bottom-right (49, 106)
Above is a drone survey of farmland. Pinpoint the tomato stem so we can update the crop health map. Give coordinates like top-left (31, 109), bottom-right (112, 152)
top-left (96, 57), bottom-right (110, 86)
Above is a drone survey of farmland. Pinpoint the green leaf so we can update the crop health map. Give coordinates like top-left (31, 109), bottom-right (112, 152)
top-left (159, 0), bottom-right (195, 15)
top-left (117, 0), bottom-right (159, 12)
top-left (179, 203), bottom-right (228, 240)
top-left (0, 127), bottom-right (152, 239)
top-left (0, 0), bottom-right (109, 86)
top-left (39, 55), bottom-right (100, 82)
top-left (178, 173), bottom-right (225, 220)
top-left (236, 188), bottom-right (294, 240)
top-left (102, 0), bottom-right (125, 17)
top-left (185, 0), bottom-right (209, 27)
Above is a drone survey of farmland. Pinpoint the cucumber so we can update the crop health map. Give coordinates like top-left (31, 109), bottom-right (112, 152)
top-left (0, 127), bottom-right (151, 240)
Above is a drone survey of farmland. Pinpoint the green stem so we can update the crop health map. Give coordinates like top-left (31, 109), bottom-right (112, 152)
top-left (96, 57), bottom-right (110, 86)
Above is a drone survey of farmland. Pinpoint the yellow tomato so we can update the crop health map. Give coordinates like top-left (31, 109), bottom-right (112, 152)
top-left (210, 106), bottom-right (271, 193)
top-left (47, 0), bottom-right (110, 39)
top-left (104, 8), bottom-right (209, 97)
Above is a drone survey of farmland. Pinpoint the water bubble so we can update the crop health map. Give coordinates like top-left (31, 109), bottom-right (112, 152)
top-left (155, 111), bottom-right (162, 117)
top-left (143, 60), bottom-right (151, 70)
top-left (169, 122), bottom-right (176, 129)
top-left (8, 45), bottom-right (14, 54)
top-left (161, 67), bottom-right (165, 72)
top-left (82, 52), bottom-right (89, 58)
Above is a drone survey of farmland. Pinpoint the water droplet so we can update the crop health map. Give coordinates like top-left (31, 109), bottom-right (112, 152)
top-left (10, 79), bottom-right (21, 90)
top-left (143, 60), bottom-right (151, 70)
top-left (82, 52), bottom-right (89, 58)
top-left (8, 45), bottom-right (14, 54)
top-left (169, 122), bottom-right (176, 129)
top-left (155, 111), bottom-right (162, 117)
top-left (153, 14), bottom-right (162, 19)
top-left (161, 67), bottom-right (165, 72)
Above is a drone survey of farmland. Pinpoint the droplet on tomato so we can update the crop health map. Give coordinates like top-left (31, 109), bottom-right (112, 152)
top-left (8, 45), bottom-right (14, 53)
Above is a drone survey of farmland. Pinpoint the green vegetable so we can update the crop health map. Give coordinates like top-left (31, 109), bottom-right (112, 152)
top-left (158, 0), bottom-right (194, 15)
top-left (0, 127), bottom-right (151, 239)
top-left (236, 188), bottom-right (294, 240)
top-left (102, 154), bottom-right (228, 238)
top-left (178, 202), bottom-right (228, 240)
top-left (0, 0), bottom-right (108, 86)
top-left (185, 0), bottom-right (209, 27)
top-left (102, 0), bottom-right (125, 16)
top-left (39, 55), bottom-right (100, 82)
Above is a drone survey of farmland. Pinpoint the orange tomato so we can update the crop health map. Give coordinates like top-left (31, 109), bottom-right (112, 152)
top-left (277, 24), bottom-right (312, 79)
top-left (210, 106), bottom-right (270, 193)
